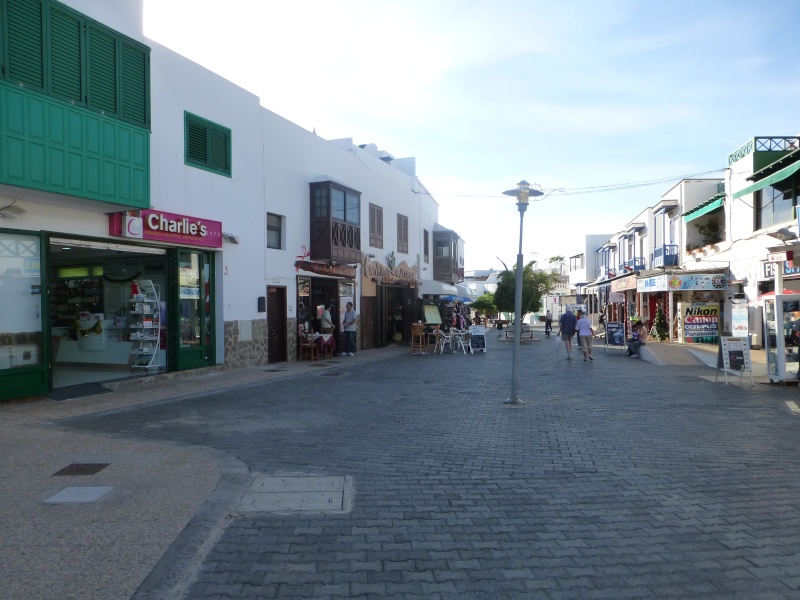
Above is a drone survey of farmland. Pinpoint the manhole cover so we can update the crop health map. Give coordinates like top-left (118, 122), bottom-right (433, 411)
top-left (237, 475), bottom-right (352, 514)
top-left (53, 463), bottom-right (110, 476)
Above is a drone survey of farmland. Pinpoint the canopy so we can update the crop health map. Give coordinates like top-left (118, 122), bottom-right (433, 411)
top-left (419, 280), bottom-right (458, 296)
top-left (733, 160), bottom-right (800, 199)
top-left (747, 289), bottom-right (800, 306)
top-left (440, 295), bottom-right (471, 303)
top-left (683, 195), bottom-right (724, 222)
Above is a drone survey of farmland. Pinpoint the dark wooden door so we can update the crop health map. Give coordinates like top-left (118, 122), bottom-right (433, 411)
top-left (360, 296), bottom-right (377, 350)
top-left (267, 287), bottom-right (287, 363)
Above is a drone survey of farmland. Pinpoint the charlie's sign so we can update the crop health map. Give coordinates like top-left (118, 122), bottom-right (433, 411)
top-left (109, 210), bottom-right (223, 248)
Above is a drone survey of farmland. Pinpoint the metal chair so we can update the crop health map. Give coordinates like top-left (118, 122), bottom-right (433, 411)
top-left (433, 329), bottom-right (452, 354)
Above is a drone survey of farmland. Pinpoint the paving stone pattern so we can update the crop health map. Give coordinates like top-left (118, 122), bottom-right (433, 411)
top-left (62, 335), bottom-right (800, 599)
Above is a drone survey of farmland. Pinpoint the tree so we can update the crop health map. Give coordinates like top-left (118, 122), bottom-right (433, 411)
top-left (470, 293), bottom-right (496, 316)
top-left (654, 304), bottom-right (669, 341)
top-left (494, 261), bottom-right (555, 321)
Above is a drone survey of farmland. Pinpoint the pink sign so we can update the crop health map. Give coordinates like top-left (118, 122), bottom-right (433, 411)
top-left (109, 210), bottom-right (222, 248)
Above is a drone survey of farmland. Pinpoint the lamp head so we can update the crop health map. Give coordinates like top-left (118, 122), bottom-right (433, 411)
top-left (502, 180), bottom-right (544, 205)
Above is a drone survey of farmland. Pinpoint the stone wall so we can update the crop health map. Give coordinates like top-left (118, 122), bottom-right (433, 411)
top-left (287, 317), bottom-right (298, 362)
top-left (224, 319), bottom-right (269, 368)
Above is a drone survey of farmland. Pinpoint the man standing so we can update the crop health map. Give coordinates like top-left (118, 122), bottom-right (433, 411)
top-left (575, 310), bottom-right (595, 361)
top-left (342, 302), bottom-right (358, 356)
top-left (558, 308), bottom-right (577, 359)
top-left (545, 309), bottom-right (553, 337)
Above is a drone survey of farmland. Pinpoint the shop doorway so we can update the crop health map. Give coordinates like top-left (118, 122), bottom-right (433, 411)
top-left (169, 250), bottom-right (216, 371)
top-left (267, 286), bottom-right (287, 363)
top-left (47, 237), bottom-right (166, 388)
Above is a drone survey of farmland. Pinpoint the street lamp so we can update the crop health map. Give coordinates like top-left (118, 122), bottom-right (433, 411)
top-left (502, 180), bottom-right (543, 405)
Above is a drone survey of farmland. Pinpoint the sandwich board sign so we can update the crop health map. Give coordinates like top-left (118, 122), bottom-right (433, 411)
top-left (469, 325), bottom-right (487, 353)
top-left (716, 336), bottom-right (753, 385)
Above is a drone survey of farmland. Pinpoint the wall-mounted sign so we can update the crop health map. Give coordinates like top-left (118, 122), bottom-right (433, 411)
top-left (767, 251), bottom-right (793, 263)
top-left (637, 273), bottom-right (727, 292)
top-left (610, 275), bottom-right (637, 292)
top-left (109, 210), bottom-right (222, 248)
top-left (295, 261), bottom-right (356, 279)
top-left (362, 259), bottom-right (419, 286)
top-left (608, 292), bottom-right (625, 302)
top-left (762, 260), bottom-right (800, 280)
top-left (679, 302), bottom-right (719, 344)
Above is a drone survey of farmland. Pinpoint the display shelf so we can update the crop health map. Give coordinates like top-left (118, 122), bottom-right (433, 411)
top-left (128, 280), bottom-right (162, 370)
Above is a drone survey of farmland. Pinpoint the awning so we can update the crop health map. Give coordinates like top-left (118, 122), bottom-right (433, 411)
top-left (296, 269), bottom-right (345, 280)
top-left (683, 195), bottom-right (724, 222)
top-left (441, 295), bottom-right (471, 303)
top-left (455, 284), bottom-right (475, 299)
top-left (419, 280), bottom-right (458, 296)
top-left (733, 160), bottom-right (800, 199)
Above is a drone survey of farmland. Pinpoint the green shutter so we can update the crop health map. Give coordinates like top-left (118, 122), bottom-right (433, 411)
top-left (7, 0), bottom-right (45, 89)
top-left (120, 41), bottom-right (147, 126)
top-left (49, 6), bottom-right (82, 102)
top-left (186, 119), bottom-right (208, 164)
top-left (87, 25), bottom-right (117, 114)
top-left (208, 128), bottom-right (229, 172)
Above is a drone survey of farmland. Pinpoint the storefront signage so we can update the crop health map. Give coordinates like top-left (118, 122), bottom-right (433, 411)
top-left (295, 261), bottom-right (356, 279)
top-left (109, 210), bottom-right (223, 248)
top-left (637, 273), bottom-right (727, 292)
top-left (767, 251), bottom-right (793, 263)
top-left (680, 302), bottom-right (719, 344)
top-left (608, 292), bottom-right (625, 303)
top-left (362, 259), bottom-right (419, 286)
top-left (762, 260), bottom-right (800, 279)
top-left (610, 275), bottom-right (637, 292)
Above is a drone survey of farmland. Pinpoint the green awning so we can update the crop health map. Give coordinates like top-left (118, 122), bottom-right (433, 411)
top-left (682, 195), bottom-right (724, 222)
top-left (733, 160), bottom-right (800, 199)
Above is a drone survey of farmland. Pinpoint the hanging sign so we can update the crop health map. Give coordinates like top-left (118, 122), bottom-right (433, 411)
top-left (767, 251), bottom-right (793, 263)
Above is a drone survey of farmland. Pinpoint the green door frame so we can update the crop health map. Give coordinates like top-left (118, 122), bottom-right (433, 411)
top-left (0, 228), bottom-right (49, 401)
top-left (168, 249), bottom-right (216, 371)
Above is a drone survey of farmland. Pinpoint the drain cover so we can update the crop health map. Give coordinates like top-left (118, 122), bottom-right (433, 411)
top-left (53, 463), bottom-right (110, 476)
top-left (238, 475), bottom-right (351, 514)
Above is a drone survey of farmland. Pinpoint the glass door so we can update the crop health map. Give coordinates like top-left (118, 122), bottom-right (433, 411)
top-left (176, 250), bottom-right (215, 370)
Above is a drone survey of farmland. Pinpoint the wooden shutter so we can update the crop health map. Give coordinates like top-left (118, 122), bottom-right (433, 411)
top-left (120, 41), bottom-right (147, 126)
top-left (49, 5), bottom-right (82, 102)
top-left (208, 128), bottom-right (229, 172)
top-left (186, 118), bottom-right (208, 164)
top-left (87, 24), bottom-right (117, 114)
top-left (7, 0), bottom-right (45, 89)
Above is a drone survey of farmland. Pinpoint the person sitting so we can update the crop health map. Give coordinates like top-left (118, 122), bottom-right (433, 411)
top-left (626, 321), bottom-right (647, 357)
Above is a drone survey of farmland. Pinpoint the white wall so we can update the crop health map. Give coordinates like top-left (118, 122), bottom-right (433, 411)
top-left (62, 0), bottom-right (144, 42)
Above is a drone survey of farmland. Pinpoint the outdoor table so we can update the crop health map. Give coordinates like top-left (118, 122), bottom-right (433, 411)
top-left (310, 333), bottom-right (335, 357)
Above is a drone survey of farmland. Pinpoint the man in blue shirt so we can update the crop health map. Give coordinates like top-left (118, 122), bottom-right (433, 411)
top-left (558, 309), bottom-right (577, 359)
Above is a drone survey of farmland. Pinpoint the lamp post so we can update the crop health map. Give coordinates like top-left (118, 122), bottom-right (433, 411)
top-left (502, 180), bottom-right (543, 405)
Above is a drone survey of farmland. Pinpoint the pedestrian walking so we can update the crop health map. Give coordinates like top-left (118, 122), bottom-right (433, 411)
top-left (342, 302), bottom-right (358, 356)
top-left (545, 309), bottom-right (553, 337)
top-left (575, 310), bottom-right (595, 361)
top-left (558, 308), bottom-right (577, 359)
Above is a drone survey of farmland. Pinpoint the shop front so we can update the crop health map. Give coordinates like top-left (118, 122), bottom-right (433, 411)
top-left (361, 257), bottom-right (419, 348)
top-left (295, 261), bottom-right (356, 358)
top-left (637, 272), bottom-right (728, 343)
top-left (0, 209), bottom-right (221, 401)
top-left (607, 274), bottom-right (638, 337)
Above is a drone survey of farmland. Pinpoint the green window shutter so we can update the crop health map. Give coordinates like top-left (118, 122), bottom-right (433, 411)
top-left (185, 113), bottom-right (231, 176)
top-left (49, 6), bottom-right (83, 102)
top-left (208, 128), bottom-right (229, 172)
top-left (7, 0), bottom-right (45, 89)
top-left (120, 41), bottom-right (147, 126)
top-left (87, 24), bottom-right (117, 114)
top-left (186, 118), bottom-right (208, 164)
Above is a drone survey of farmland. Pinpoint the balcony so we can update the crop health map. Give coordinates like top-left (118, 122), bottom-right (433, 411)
top-left (652, 245), bottom-right (679, 268)
top-left (309, 181), bottom-right (362, 265)
top-left (617, 258), bottom-right (645, 273)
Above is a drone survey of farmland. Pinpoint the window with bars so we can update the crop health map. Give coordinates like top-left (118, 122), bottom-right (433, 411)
top-left (185, 112), bottom-right (231, 177)
top-left (369, 204), bottom-right (383, 248)
top-left (397, 214), bottom-right (409, 254)
top-left (267, 213), bottom-right (283, 249)
top-left (2, 0), bottom-right (150, 128)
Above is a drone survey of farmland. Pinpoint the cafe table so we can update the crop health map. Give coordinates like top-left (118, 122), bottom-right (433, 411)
top-left (310, 332), bottom-right (336, 357)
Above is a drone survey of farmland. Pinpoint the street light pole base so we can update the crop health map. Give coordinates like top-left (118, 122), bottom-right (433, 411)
top-left (503, 398), bottom-right (524, 406)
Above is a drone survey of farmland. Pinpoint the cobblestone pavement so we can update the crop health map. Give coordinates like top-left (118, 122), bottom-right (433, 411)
top-left (58, 333), bottom-right (800, 599)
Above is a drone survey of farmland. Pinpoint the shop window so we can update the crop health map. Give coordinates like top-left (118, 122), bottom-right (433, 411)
top-left (267, 213), bottom-right (283, 249)
top-left (397, 214), bottom-right (408, 254)
top-left (754, 180), bottom-right (796, 230)
top-left (369, 204), bottom-right (383, 248)
top-left (423, 229), bottom-right (429, 263)
top-left (185, 112), bottom-right (231, 177)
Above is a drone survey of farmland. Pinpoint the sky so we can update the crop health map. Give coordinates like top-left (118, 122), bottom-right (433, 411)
top-left (142, 0), bottom-right (800, 272)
